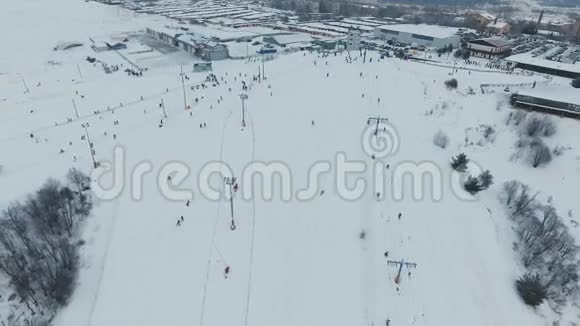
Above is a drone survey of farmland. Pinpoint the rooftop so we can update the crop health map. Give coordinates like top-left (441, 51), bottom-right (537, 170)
top-left (469, 37), bottom-right (511, 48)
top-left (516, 86), bottom-right (580, 106)
top-left (375, 24), bottom-right (461, 39)
top-left (506, 52), bottom-right (580, 74)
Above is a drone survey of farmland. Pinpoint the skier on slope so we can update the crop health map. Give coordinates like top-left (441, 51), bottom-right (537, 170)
top-left (224, 266), bottom-right (230, 279)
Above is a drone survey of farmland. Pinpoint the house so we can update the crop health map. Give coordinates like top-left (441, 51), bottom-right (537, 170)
top-left (146, 27), bottom-right (229, 61)
top-left (467, 37), bottom-right (511, 58)
top-left (198, 42), bottom-right (229, 61)
top-left (373, 24), bottom-right (461, 48)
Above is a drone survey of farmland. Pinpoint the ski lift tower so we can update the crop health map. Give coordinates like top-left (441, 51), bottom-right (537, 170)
top-left (387, 259), bottom-right (417, 284)
top-left (239, 93), bottom-right (248, 127)
top-left (367, 116), bottom-right (389, 136)
top-left (224, 176), bottom-right (237, 230)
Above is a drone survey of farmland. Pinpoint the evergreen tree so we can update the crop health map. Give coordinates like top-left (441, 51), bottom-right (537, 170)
top-left (451, 153), bottom-right (469, 172)
top-left (516, 274), bottom-right (547, 307)
top-left (462, 50), bottom-right (471, 60)
top-left (464, 175), bottom-right (482, 194)
top-left (477, 170), bottom-right (494, 190)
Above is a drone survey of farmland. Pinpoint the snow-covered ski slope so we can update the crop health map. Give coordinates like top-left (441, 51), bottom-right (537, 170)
top-left (1, 0), bottom-right (580, 325)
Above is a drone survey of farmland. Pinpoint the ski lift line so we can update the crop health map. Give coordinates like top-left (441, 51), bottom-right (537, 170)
top-left (212, 241), bottom-right (228, 266)
top-left (0, 77), bottom-right (209, 144)
top-left (243, 108), bottom-right (257, 326)
top-left (199, 108), bottom-right (233, 326)
top-left (2, 76), bottom-right (227, 180)
top-left (2, 95), bottom-right (185, 176)
top-left (0, 72), bottom-right (173, 131)
top-left (88, 198), bottom-right (121, 326)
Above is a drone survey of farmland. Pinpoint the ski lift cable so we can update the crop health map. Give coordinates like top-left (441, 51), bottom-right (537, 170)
top-left (243, 108), bottom-right (257, 326)
top-left (199, 108), bottom-right (233, 326)
top-left (88, 198), bottom-right (121, 326)
top-left (0, 76), bottom-right (211, 145)
top-left (2, 94), bottom-right (198, 176)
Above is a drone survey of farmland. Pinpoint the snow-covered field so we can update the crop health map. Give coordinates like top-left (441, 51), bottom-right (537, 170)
top-left (1, 0), bottom-right (580, 325)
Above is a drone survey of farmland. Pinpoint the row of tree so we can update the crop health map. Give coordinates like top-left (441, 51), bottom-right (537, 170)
top-left (500, 181), bottom-right (579, 308)
top-left (0, 169), bottom-right (92, 320)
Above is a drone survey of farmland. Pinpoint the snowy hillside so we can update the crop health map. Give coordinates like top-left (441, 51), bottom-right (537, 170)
top-left (1, 0), bottom-right (579, 325)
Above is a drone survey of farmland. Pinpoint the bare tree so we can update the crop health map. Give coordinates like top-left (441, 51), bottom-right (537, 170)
top-left (502, 180), bottom-right (520, 207)
top-left (528, 138), bottom-right (552, 168)
top-left (0, 171), bottom-right (92, 319)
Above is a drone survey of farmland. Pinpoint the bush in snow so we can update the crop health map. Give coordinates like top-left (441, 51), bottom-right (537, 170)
top-left (524, 115), bottom-right (557, 138)
top-left (552, 145), bottom-right (570, 157)
top-left (541, 119), bottom-right (557, 137)
top-left (464, 175), bottom-right (481, 194)
top-left (359, 230), bottom-right (366, 240)
top-left (516, 274), bottom-right (547, 307)
top-left (571, 77), bottom-right (580, 88)
top-left (444, 78), bottom-right (458, 89)
top-left (450, 153), bottom-right (469, 172)
top-left (512, 111), bottom-right (527, 126)
top-left (433, 130), bottom-right (449, 149)
top-left (482, 125), bottom-right (495, 140)
top-left (463, 170), bottom-right (493, 194)
top-left (528, 138), bottom-right (552, 168)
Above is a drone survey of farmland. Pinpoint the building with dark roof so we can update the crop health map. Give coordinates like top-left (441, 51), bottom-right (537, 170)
top-left (467, 37), bottom-right (511, 59)
top-left (506, 53), bottom-right (580, 79)
top-left (510, 86), bottom-right (580, 118)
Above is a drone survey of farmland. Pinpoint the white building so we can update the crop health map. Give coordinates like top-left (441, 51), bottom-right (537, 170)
top-left (373, 24), bottom-right (461, 48)
top-left (346, 29), bottom-right (361, 51)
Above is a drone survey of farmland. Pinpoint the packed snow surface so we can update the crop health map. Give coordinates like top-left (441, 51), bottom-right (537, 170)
top-left (1, 1), bottom-right (579, 326)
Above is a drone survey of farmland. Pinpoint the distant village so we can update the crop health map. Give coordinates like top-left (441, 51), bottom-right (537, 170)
top-left (91, 0), bottom-right (580, 117)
